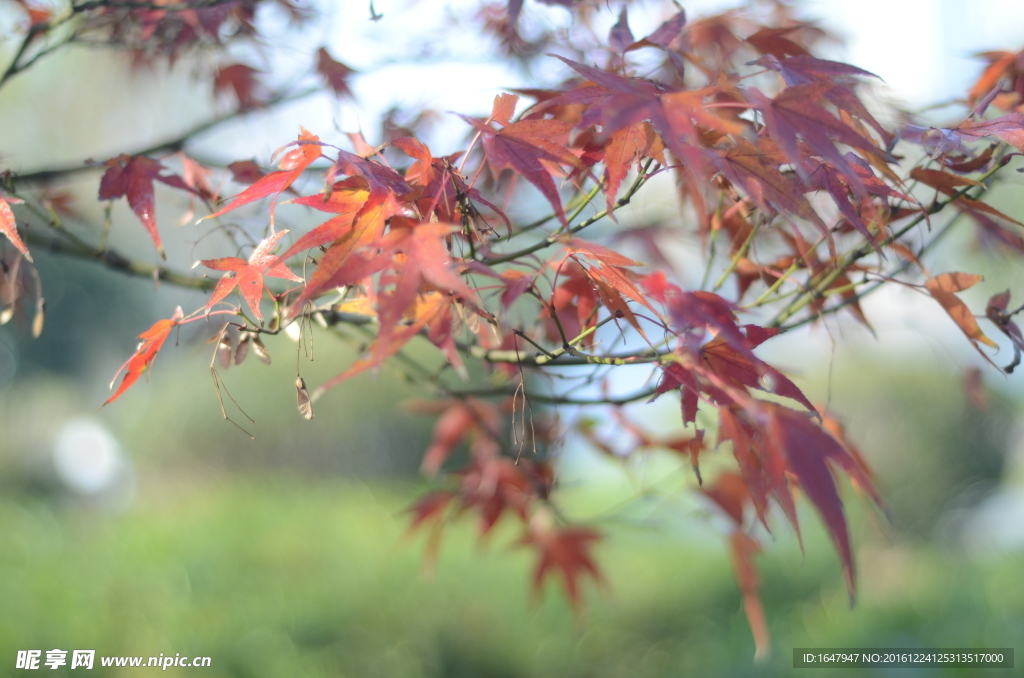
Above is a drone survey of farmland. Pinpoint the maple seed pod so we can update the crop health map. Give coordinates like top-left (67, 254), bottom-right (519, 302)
top-left (296, 376), bottom-right (314, 420)
top-left (252, 336), bottom-right (272, 364)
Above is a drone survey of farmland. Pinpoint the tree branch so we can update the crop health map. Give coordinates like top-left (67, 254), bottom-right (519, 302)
top-left (13, 87), bottom-right (320, 183)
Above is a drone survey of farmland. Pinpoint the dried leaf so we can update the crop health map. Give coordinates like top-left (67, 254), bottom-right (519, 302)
top-left (925, 272), bottom-right (998, 350)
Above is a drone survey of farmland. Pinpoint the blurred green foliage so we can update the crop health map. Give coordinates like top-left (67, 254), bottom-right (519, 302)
top-left (0, 474), bottom-right (1021, 677)
top-left (810, 360), bottom-right (1015, 538)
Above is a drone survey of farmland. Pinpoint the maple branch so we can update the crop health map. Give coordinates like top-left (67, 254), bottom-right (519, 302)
top-left (777, 209), bottom-right (969, 333)
top-left (768, 156), bottom-right (1010, 329)
top-left (448, 385), bottom-right (658, 406)
top-left (712, 221), bottom-right (760, 292)
top-left (494, 180), bottom-right (604, 244)
top-left (0, 22), bottom-right (53, 89)
top-left (482, 160), bottom-right (654, 266)
top-left (23, 228), bottom-right (214, 289)
top-left (8, 179), bottom-right (214, 289)
top-left (12, 86), bottom-right (320, 184)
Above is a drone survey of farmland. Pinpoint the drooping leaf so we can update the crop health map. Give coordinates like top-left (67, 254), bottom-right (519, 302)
top-left (413, 398), bottom-right (502, 476)
top-left (986, 289), bottom-right (1024, 372)
top-left (464, 98), bottom-right (581, 227)
top-left (204, 128), bottom-right (322, 221)
top-left (747, 83), bottom-right (886, 190)
top-left (98, 154), bottom-right (197, 257)
top-left (763, 403), bottom-right (881, 601)
top-left (104, 307), bottom-right (184, 406)
top-left (925, 272), bottom-right (998, 351)
top-left (701, 332), bottom-right (816, 413)
top-left (316, 47), bottom-right (356, 98)
top-left (608, 6), bottom-right (633, 54)
top-left (520, 518), bottom-right (603, 607)
top-left (0, 196), bottom-right (31, 262)
top-left (717, 409), bottom-right (770, 530)
top-left (213, 63), bottom-right (263, 109)
top-left (600, 122), bottom-right (665, 215)
top-left (729, 531), bottom-right (771, 661)
top-left (714, 139), bottom-right (828, 242)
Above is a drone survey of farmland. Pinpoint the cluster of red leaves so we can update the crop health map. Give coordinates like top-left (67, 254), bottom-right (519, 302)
top-left (89, 0), bottom-right (308, 65)
top-left (90, 0), bottom-right (1024, 656)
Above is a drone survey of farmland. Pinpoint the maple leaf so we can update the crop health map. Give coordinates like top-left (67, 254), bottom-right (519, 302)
top-left (700, 328), bottom-right (816, 413)
top-left (967, 50), bottom-right (1023, 104)
top-left (925, 272), bottom-right (998, 357)
top-left (713, 139), bottom-right (828, 244)
top-left (624, 8), bottom-right (688, 78)
top-left (316, 47), bottom-right (356, 98)
top-left (370, 221), bottom-right (479, 368)
top-left (716, 410), bottom-right (771, 530)
top-left (205, 128), bottom-right (323, 222)
top-left (543, 261), bottom-right (599, 345)
top-left (200, 230), bottom-right (302, 324)
top-left (214, 63), bottom-right (263, 110)
top-left (520, 515), bottom-right (603, 607)
top-left (642, 273), bottom-right (749, 351)
top-left (607, 6), bottom-right (633, 54)
top-left (753, 54), bottom-right (892, 146)
top-left (701, 471), bottom-right (771, 660)
top-left (598, 122), bottom-right (665, 215)
top-left (463, 94), bottom-right (581, 227)
top-left (412, 398), bottom-right (502, 476)
top-left (803, 156), bottom-right (908, 246)
top-left (281, 178), bottom-right (395, 259)
top-left (729, 531), bottom-right (770, 661)
top-left (104, 307), bottom-right (184, 406)
top-left (746, 83), bottom-right (886, 192)
top-left (308, 221), bottom-right (480, 395)
top-left (288, 189), bottom-right (398, 309)
top-left (985, 289), bottom-right (1024, 373)
top-left (746, 27), bottom-right (810, 58)
top-left (762, 403), bottom-right (881, 601)
top-left (565, 239), bottom-right (659, 337)
top-left (457, 457), bottom-right (539, 535)
top-left (227, 160), bottom-right (268, 185)
top-left (0, 196), bottom-right (31, 262)
top-left (954, 113), bottom-right (1024, 152)
top-left (550, 54), bottom-right (745, 224)
top-left (98, 154), bottom-right (197, 257)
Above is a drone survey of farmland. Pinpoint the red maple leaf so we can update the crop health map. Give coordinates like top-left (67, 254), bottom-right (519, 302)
top-left (201, 230), bottom-right (302, 324)
top-left (205, 128), bottom-right (323, 222)
top-left (520, 518), bottom-right (603, 607)
top-left (747, 83), bottom-right (888, 191)
top-left (316, 47), bottom-right (356, 99)
top-left (104, 307), bottom-right (184, 406)
top-left (462, 94), bottom-right (581, 227)
top-left (761, 402), bottom-right (882, 601)
top-left (925, 272), bottom-right (999, 360)
top-left (98, 154), bottom-right (196, 258)
top-left (214, 63), bottom-right (263, 110)
top-left (0, 196), bottom-right (31, 262)
top-left (411, 398), bottom-right (503, 476)
top-left (700, 326), bottom-right (816, 413)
